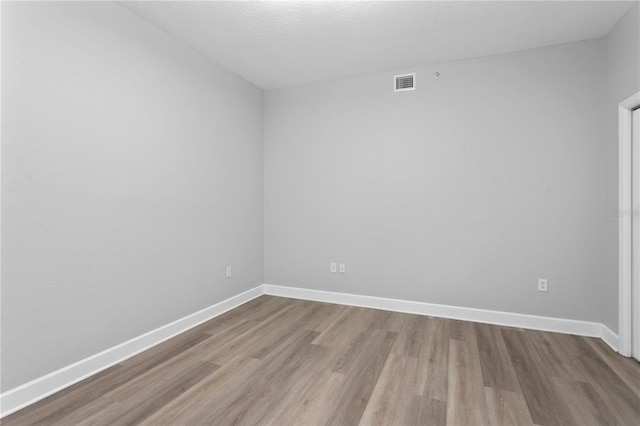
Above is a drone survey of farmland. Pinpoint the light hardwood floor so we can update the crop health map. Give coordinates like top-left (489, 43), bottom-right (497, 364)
top-left (4, 295), bottom-right (640, 425)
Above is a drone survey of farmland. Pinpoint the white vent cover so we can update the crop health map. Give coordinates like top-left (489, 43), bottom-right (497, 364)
top-left (394, 73), bottom-right (415, 92)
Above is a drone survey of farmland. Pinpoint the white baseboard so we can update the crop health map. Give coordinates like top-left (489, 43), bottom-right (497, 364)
top-left (263, 284), bottom-right (619, 350)
top-left (0, 285), bottom-right (263, 418)
top-left (1, 283), bottom-right (621, 418)
top-left (600, 324), bottom-right (620, 352)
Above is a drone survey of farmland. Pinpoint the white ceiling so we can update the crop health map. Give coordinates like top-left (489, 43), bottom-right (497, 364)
top-left (119, 1), bottom-right (636, 89)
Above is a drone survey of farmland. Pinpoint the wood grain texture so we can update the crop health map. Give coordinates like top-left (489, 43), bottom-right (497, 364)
top-left (359, 353), bottom-right (417, 425)
top-left (475, 323), bottom-right (521, 392)
top-left (572, 354), bottom-right (640, 425)
top-left (552, 378), bottom-right (617, 426)
top-left (586, 336), bottom-right (640, 397)
top-left (5, 296), bottom-right (640, 426)
top-left (528, 330), bottom-right (586, 382)
top-left (402, 395), bottom-right (447, 426)
top-left (413, 316), bottom-right (450, 401)
top-left (501, 328), bottom-right (576, 426)
top-left (324, 329), bottom-right (398, 426)
top-left (484, 386), bottom-right (534, 426)
top-left (446, 338), bottom-right (491, 426)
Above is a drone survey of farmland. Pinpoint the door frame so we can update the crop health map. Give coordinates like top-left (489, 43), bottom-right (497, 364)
top-left (618, 91), bottom-right (640, 357)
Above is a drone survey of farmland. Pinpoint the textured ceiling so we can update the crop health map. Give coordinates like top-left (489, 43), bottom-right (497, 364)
top-left (118, 1), bottom-right (636, 89)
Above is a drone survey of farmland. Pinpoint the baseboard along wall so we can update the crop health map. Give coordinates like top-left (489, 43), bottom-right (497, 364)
top-left (0, 286), bottom-right (264, 418)
top-left (0, 283), bottom-right (619, 418)
top-left (263, 285), bottom-right (618, 350)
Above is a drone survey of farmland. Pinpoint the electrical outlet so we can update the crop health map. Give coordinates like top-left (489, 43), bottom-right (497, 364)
top-left (339, 263), bottom-right (346, 273)
top-left (538, 278), bottom-right (548, 292)
top-left (330, 263), bottom-right (337, 273)
top-left (226, 266), bottom-right (232, 278)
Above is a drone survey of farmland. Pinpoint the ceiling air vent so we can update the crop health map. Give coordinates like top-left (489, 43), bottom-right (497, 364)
top-left (394, 73), bottom-right (415, 92)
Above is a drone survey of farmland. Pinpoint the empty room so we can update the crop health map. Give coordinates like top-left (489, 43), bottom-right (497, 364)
top-left (1, 0), bottom-right (640, 425)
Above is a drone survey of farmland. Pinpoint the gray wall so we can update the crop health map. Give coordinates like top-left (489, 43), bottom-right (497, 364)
top-left (602, 3), bottom-right (640, 333)
top-left (264, 40), bottom-right (606, 323)
top-left (2, 0), bottom-right (636, 396)
top-left (1, 1), bottom-right (263, 391)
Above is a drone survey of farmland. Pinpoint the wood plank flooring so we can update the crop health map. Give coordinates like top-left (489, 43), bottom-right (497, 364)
top-left (4, 295), bottom-right (640, 425)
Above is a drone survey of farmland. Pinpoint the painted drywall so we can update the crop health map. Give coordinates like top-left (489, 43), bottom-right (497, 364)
top-left (264, 40), bottom-right (606, 323)
top-left (1, 1), bottom-right (263, 391)
top-left (602, 3), bottom-right (640, 333)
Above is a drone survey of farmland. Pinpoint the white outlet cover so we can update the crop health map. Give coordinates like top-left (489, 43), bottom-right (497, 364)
top-left (538, 279), bottom-right (548, 292)
top-left (339, 263), bottom-right (346, 273)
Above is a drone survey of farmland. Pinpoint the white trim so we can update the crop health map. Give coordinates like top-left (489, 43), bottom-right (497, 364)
top-left (618, 91), bottom-right (640, 357)
top-left (1, 283), bottom-right (622, 418)
top-left (263, 284), bottom-right (618, 346)
top-left (600, 324), bottom-right (620, 353)
top-left (633, 108), bottom-right (640, 360)
top-left (0, 285), bottom-right (263, 418)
